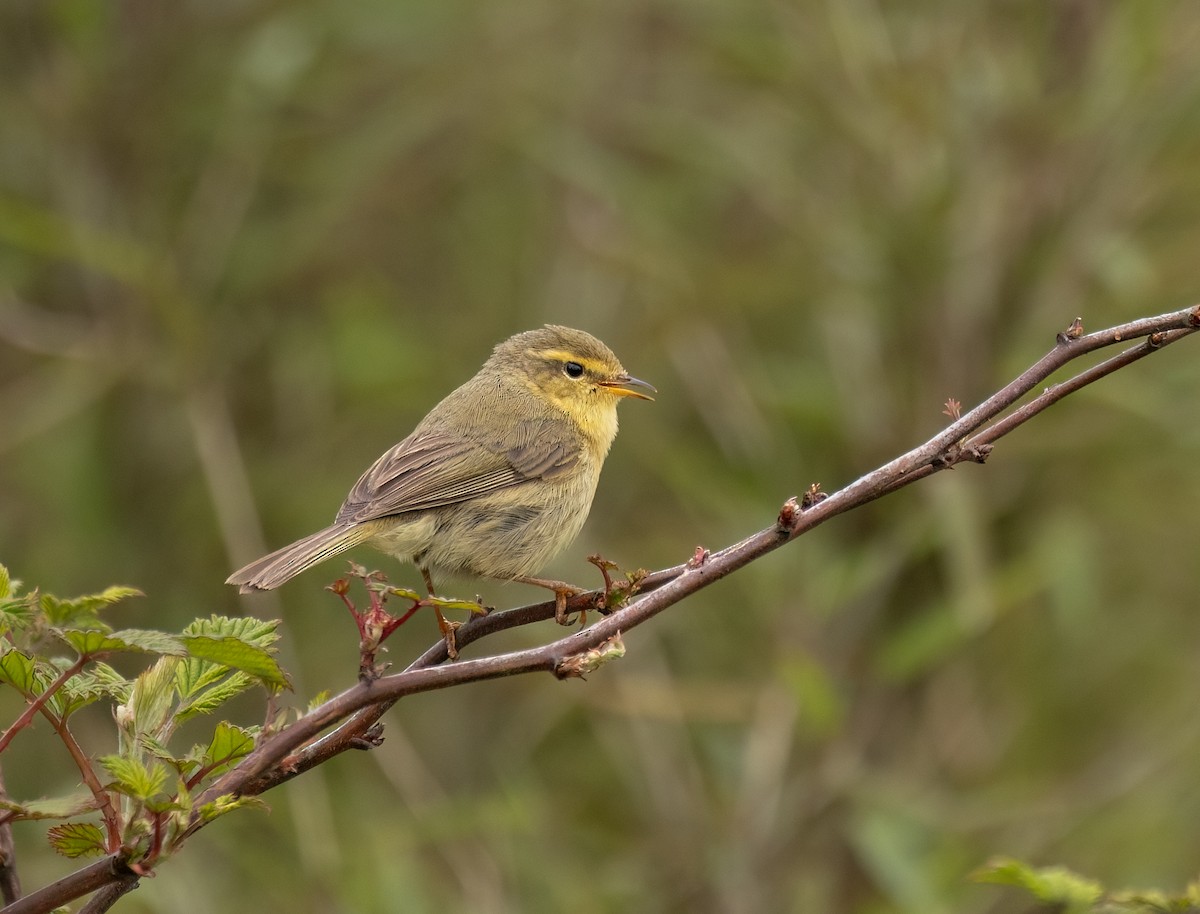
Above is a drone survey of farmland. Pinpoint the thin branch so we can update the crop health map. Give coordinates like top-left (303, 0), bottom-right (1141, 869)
top-left (11, 304), bottom-right (1198, 914)
top-left (77, 878), bottom-right (139, 914)
top-left (36, 709), bottom-right (122, 853)
top-left (0, 657), bottom-right (86, 755)
top-left (0, 764), bottom-right (20, 905)
top-left (0, 858), bottom-right (133, 914)
top-left (972, 327), bottom-right (1192, 446)
top-left (195, 305), bottom-right (1200, 807)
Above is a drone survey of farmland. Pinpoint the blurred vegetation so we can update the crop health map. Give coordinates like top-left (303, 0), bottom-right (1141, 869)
top-left (3, 1), bottom-right (1200, 912)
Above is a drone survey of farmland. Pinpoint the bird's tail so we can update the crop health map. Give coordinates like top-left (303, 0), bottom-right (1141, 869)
top-left (225, 524), bottom-right (373, 593)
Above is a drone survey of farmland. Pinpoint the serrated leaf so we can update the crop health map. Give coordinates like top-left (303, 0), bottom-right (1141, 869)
top-left (175, 671), bottom-right (255, 723)
top-left (99, 755), bottom-right (167, 800)
top-left (0, 644), bottom-right (51, 695)
top-left (202, 722), bottom-right (258, 778)
top-left (44, 658), bottom-right (133, 718)
top-left (48, 822), bottom-right (108, 858)
top-left (175, 614), bottom-right (282, 710)
top-left (144, 795), bottom-right (186, 815)
top-left (0, 564), bottom-right (10, 599)
top-left (0, 596), bottom-right (35, 637)
top-left (0, 793), bottom-right (98, 821)
top-left (125, 657), bottom-right (180, 739)
top-left (307, 690), bottom-right (331, 712)
top-left (53, 682), bottom-right (101, 718)
top-left (972, 857), bottom-right (1102, 910)
top-left (175, 654), bottom-right (232, 702)
top-left (183, 615), bottom-right (280, 650)
top-left (41, 586), bottom-right (143, 627)
top-left (58, 628), bottom-right (184, 657)
top-left (74, 662), bottom-right (133, 704)
top-left (181, 635), bottom-right (289, 689)
top-left (196, 793), bottom-right (267, 824)
top-left (138, 732), bottom-right (183, 768)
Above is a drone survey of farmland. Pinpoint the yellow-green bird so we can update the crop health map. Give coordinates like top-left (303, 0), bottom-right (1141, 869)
top-left (226, 325), bottom-right (653, 649)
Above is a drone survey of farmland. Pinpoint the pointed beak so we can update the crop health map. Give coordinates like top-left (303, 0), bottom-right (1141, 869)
top-left (599, 374), bottom-right (656, 401)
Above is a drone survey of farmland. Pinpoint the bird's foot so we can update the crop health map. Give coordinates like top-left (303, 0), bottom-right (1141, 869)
top-left (421, 594), bottom-right (490, 660)
top-left (513, 575), bottom-right (586, 625)
top-left (433, 608), bottom-right (461, 660)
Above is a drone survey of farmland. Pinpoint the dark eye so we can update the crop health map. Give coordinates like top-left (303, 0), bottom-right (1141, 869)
top-left (563, 361), bottom-right (585, 379)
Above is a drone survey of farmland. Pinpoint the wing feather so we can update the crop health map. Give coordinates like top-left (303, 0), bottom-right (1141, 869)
top-left (335, 417), bottom-right (580, 525)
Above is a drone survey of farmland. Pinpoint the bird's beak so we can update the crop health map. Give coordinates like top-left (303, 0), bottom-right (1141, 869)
top-left (600, 374), bottom-right (656, 401)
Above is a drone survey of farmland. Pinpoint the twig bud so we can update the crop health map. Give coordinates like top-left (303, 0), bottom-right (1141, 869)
top-left (554, 633), bottom-right (626, 679)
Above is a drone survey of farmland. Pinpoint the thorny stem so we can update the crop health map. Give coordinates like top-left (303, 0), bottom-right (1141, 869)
top-left (34, 709), bottom-right (122, 854)
top-left (0, 657), bottom-right (86, 755)
top-left (8, 304), bottom-right (1200, 914)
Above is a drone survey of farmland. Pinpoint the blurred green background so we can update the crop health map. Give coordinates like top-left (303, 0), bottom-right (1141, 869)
top-left (3, 2), bottom-right (1200, 912)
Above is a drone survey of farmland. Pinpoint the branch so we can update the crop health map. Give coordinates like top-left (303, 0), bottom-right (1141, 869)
top-left (0, 858), bottom-right (134, 914)
top-left (37, 710), bottom-right (122, 853)
top-left (0, 657), bottom-right (86, 755)
top-left (0, 765), bottom-right (19, 906)
top-left (195, 306), bottom-right (1200, 805)
top-left (13, 304), bottom-right (1198, 913)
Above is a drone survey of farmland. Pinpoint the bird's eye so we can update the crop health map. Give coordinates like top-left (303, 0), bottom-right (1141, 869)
top-left (563, 361), bottom-right (585, 379)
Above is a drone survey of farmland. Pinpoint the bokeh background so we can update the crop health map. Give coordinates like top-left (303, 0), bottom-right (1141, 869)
top-left (3, 2), bottom-right (1200, 912)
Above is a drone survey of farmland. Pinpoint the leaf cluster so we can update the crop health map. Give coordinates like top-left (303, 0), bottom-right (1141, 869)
top-left (974, 858), bottom-right (1200, 914)
top-left (0, 565), bottom-right (284, 867)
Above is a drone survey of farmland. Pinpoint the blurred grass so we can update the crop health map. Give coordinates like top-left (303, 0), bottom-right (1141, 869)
top-left (3, 1), bottom-right (1200, 912)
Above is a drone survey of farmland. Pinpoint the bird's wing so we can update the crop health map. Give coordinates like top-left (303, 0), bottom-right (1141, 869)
top-left (335, 418), bottom-right (580, 524)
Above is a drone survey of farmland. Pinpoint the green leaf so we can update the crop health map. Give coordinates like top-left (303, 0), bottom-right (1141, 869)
top-left (426, 595), bottom-right (488, 615)
top-left (123, 657), bottom-right (180, 739)
top-left (0, 596), bottom-right (35, 638)
top-left (41, 585), bottom-right (142, 628)
top-left (181, 635), bottom-right (289, 690)
top-left (202, 722), bottom-right (258, 778)
top-left (0, 644), bottom-right (51, 695)
top-left (144, 795), bottom-right (187, 815)
top-left (175, 653), bottom-right (232, 702)
top-left (1109, 887), bottom-right (1200, 912)
top-left (306, 690), bottom-right (331, 712)
top-left (58, 628), bottom-right (185, 657)
top-left (48, 822), bottom-right (108, 858)
top-left (973, 857), bottom-right (1102, 911)
top-left (175, 671), bottom-right (256, 722)
top-left (138, 732), bottom-right (191, 772)
top-left (0, 564), bottom-right (10, 599)
top-left (386, 586), bottom-right (423, 602)
top-left (99, 755), bottom-right (168, 800)
top-left (73, 662), bottom-right (133, 704)
top-left (0, 793), bottom-right (98, 821)
top-left (183, 615), bottom-right (281, 650)
top-left (52, 661), bottom-right (132, 718)
top-left (195, 793), bottom-right (267, 825)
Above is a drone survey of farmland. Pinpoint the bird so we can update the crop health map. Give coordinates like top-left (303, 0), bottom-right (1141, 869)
top-left (226, 325), bottom-right (653, 654)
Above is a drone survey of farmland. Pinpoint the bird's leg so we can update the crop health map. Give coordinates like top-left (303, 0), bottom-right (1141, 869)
top-left (512, 574), bottom-right (586, 625)
top-left (421, 566), bottom-right (461, 660)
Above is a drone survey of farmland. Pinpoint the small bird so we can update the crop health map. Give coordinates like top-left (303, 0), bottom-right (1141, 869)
top-left (226, 325), bottom-right (653, 651)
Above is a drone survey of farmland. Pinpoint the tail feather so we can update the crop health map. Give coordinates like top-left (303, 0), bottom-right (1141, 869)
top-left (226, 524), bottom-right (372, 593)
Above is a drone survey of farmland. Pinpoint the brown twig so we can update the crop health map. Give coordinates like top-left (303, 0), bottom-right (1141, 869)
top-left (0, 858), bottom-right (134, 914)
top-left (8, 304), bottom-right (1198, 914)
top-left (36, 709), bottom-right (122, 853)
top-left (0, 657), bottom-right (86, 755)
top-left (191, 306), bottom-right (1200, 807)
top-left (0, 765), bottom-right (20, 906)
